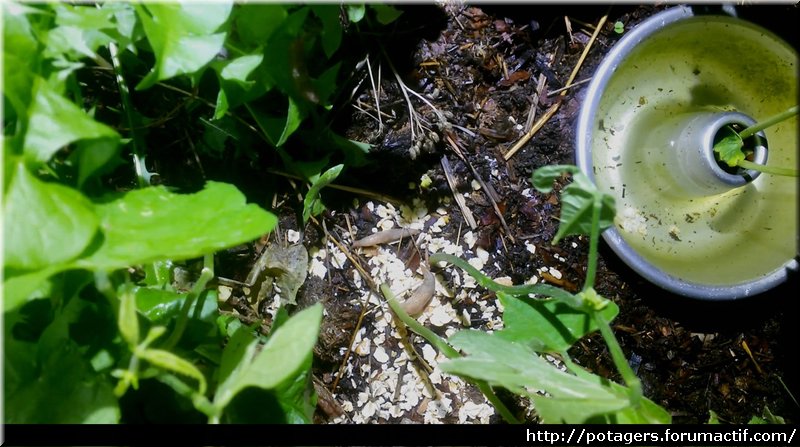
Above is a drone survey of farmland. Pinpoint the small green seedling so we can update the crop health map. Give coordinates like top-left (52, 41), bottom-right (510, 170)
top-left (614, 21), bottom-right (625, 34)
top-left (713, 105), bottom-right (798, 177)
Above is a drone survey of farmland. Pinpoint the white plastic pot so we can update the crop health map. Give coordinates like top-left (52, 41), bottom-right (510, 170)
top-left (575, 6), bottom-right (798, 300)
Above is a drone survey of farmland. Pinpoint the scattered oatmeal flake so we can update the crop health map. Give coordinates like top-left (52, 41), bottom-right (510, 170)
top-left (429, 302), bottom-right (458, 327)
top-left (373, 346), bottom-right (390, 363)
top-left (462, 231), bottom-right (477, 249)
top-left (354, 337), bottom-right (371, 356)
top-left (458, 401), bottom-right (495, 423)
top-left (548, 267), bottom-right (562, 279)
top-left (361, 400), bottom-right (378, 419)
top-left (421, 343), bottom-right (438, 365)
top-left (377, 219), bottom-right (396, 231)
top-left (521, 187), bottom-right (533, 197)
top-left (571, 241), bottom-right (578, 248)
top-left (525, 240), bottom-right (537, 254)
top-left (467, 255), bottom-right (485, 271)
top-left (309, 256), bottom-right (327, 279)
top-left (494, 276), bottom-right (514, 287)
top-left (471, 179), bottom-right (482, 191)
top-left (475, 247), bottom-right (490, 263)
top-left (330, 248), bottom-right (348, 269)
top-left (460, 308), bottom-right (472, 326)
top-left (340, 400), bottom-right (354, 412)
top-left (286, 229), bottom-right (301, 244)
top-left (424, 396), bottom-right (453, 423)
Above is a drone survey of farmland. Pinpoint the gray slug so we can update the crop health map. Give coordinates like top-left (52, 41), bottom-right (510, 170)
top-left (400, 270), bottom-right (436, 316)
top-left (352, 228), bottom-right (420, 247)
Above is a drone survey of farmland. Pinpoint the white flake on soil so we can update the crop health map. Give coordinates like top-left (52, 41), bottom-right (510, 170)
top-left (459, 401), bottom-right (496, 423)
top-left (371, 348), bottom-right (389, 365)
top-left (287, 229), bottom-right (301, 244)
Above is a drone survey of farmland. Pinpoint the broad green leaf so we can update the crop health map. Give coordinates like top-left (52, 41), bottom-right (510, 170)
top-left (247, 97), bottom-right (305, 147)
top-left (311, 6), bottom-right (342, 58)
top-left (6, 294), bottom-right (120, 423)
top-left (531, 164), bottom-right (580, 193)
top-left (216, 325), bottom-right (260, 393)
top-left (137, 348), bottom-right (207, 395)
top-left (213, 303), bottom-right (322, 410)
top-left (134, 2), bottom-right (232, 90)
top-left (53, 3), bottom-right (114, 29)
top-left (44, 25), bottom-right (113, 61)
top-left (371, 4), bottom-right (403, 25)
top-left (3, 265), bottom-right (68, 312)
top-left (233, 4), bottom-right (286, 46)
top-left (533, 166), bottom-right (616, 244)
top-left (78, 182), bottom-right (277, 270)
top-left (72, 138), bottom-right (123, 189)
top-left (712, 129), bottom-right (745, 168)
top-left (118, 283), bottom-right (139, 347)
top-left (272, 367), bottom-right (316, 424)
top-left (554, 173), bottom-right (616, 244)
top-left (302, 164), bottom-right (343, 224)
top-left (442, 330), bottom-right (631, 423)
top-left (3, 3), bottom-right (40, 118)
top-left (312, 61), bottom-right (341, 106)
top-left (5, 340), bottom-right (120, 423)
top-left (135, 288), bottom-right (188, 323)
top-left (496, 292), bottom-right (619, 352)
top-left (213, 54), bottom-right (266, 118)
top-left (4, 162), bottom-right (99, 270)
top-left (23, 77), bottom-right (120, 164)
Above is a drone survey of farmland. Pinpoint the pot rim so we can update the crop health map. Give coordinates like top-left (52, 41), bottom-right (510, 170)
top-left (574, 6), bottom-right (799, 300)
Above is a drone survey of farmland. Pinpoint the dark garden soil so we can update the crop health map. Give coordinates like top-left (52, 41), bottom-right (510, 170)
top-left (157, 4), bottom-right (799, 424)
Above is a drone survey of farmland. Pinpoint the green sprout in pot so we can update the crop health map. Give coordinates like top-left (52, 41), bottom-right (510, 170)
top-left (713, 105), bottom-right (799, 178)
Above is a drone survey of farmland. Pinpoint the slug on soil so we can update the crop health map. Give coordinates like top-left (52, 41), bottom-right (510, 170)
top-left (352, 228), bottom-right (421, 247)
top-left (400, 270), bottom-right (436, 316)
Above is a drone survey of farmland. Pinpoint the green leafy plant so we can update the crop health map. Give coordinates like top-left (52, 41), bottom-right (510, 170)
top-left (713, 105), bottom-right (798, 177)
top-left (385, 165), bottom-right (670, 423)
top-left (613, 21), bottom-right (625, 34)
top-left (4, 1), bottom-right (404, 423)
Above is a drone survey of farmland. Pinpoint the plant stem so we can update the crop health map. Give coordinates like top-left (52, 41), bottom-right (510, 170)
top-left (592, 311), bottom-right (642, 408)
top-left (108, 41), bottom-right (149, 188)
top-left (739, 105), bottom-right (798, 139)
top-left (738, 159), bottom-right (799, 177)
top-left (381, 283), bottom-right (521, 424)
top-left (583, 194), bottom-right (602, 291)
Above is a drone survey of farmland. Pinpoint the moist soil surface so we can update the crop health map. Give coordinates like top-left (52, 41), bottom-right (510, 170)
top-left (179, 4), bottom-right (798, 424)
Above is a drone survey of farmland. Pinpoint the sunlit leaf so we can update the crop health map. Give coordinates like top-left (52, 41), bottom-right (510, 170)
top-left (532, 166), bottom-right (615, 245)
top-left (496, 292), bottom-right (619, 352)
top-left (712, 129), bottom-right (745, 168)
top-left (134, 2), bottom-right (232, 90)
top-left (79, 182), bottom-right (277, 270)
top-left (302, 164), bottom-right (343, 224)
top-left (3, 162), bottom-right (99, 271)
top-left (213, 303), bottom-right (322, 411)
top-left (442, 330), bottom-right (631, 423)
top-left (23, 77), bottom-right (120, 165)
